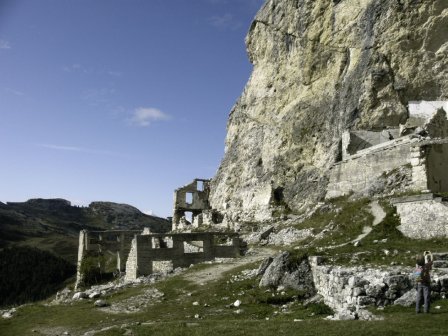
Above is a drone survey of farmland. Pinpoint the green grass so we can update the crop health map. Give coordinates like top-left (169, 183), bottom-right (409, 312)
top-left (92, 297), bottom-right (448, 336)
top-left (293, 196), bottom-right (373, 247)
top-left (1, 253), bottom-right (448, 336)
top-left (290, 197), bottom-right (448, 266)
top-left (2, 196), bottom-right (448, 335)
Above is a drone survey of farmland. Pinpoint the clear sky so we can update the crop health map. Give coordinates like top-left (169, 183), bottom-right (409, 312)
top-left (0, 0), bottom-right (263, 217)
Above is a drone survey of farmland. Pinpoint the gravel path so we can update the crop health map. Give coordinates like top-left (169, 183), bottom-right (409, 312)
top-left (182, 247), bottom-right (276, 285)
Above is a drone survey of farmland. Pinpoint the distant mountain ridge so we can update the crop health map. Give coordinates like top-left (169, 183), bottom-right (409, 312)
top-left (0, 198), bottom-right (171, 262)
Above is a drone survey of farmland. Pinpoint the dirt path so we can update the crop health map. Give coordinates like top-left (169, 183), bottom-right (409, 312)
top-left (369, 200), bottom-right (386, 226)
top-left (182, 247), bottom-right (275, 286)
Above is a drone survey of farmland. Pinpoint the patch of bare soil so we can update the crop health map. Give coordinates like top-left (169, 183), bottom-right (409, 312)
top-left (182, 247), bottom-right (276, 285)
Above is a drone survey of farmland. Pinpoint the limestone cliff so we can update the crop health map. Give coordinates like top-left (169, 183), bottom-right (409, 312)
top-left (210, 0), bottom-right (448, 223)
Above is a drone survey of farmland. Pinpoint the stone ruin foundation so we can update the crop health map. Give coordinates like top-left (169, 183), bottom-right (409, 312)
top-left (75, 229), bottom-right (243, 288)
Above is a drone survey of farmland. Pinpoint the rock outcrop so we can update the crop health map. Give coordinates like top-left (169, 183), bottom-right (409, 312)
top-left (89, 201), bottom-right (169, 232)
top-left (258, 252), bottom-right (316, 297)
top-left (210, 0), bottom-right (448, 224)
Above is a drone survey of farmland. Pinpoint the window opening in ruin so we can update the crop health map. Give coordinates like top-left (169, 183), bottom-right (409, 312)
top-left (197, 180), bottom-right (204, 191)
top-left (152, 237), bottom-right (167, 249)
top-left (184, 211), bottom-right (193, 224)
top-left (186, 192), bottom-right (193, 205)
top-left (184, 241), bottom-right (204, 253)
top-left (212, 211), bottom-right (224, 224)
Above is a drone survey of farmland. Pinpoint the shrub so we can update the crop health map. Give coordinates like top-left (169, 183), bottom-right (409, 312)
top-left (79, 254), bottom-right (113, 287)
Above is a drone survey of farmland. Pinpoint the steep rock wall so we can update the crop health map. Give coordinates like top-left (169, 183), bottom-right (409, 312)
top-left (210, 0), bottom-right (448, 223)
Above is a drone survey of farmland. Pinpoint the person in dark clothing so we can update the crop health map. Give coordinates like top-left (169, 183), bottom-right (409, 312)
top-left (415, 251), bottom-right (433, 314)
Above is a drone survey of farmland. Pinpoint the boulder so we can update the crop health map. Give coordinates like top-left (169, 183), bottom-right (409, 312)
top-left (259, 252), bottom-right (315, 297)
top-left (259, 252), bottom-right (289, 288)
top-left (72, 292), bottom-right (88, 300)
top-left (94, 300), bottom-right (108, 307)
top-left (256, 257), bottom-right (273, 276)
top-left (394, 289), bottom-right (417, 307)
top-left (88, 292), bottom-right (101, 299)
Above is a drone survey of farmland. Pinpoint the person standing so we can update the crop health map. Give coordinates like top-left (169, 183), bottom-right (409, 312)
top-left (415, 251), bottom-right (433, 314)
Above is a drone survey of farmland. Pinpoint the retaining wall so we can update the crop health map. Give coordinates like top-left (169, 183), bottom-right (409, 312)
top-left (393, 194), bottom-right (448, 239)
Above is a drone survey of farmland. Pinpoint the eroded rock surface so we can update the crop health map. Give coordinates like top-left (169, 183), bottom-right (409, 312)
top-left (210, 0), bottom-right (448, 224)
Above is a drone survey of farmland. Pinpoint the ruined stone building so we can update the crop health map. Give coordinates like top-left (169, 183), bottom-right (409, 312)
top-left (76, 228), bottom-right (243, 288)
top-left (75, 179), bottom-right (245, 288)
top-left (326, 101), bottom-right (448, 240)
top-left (76, 100), bottom-right (448, 288)
top-left (172, 178), bottom-right (223, 231)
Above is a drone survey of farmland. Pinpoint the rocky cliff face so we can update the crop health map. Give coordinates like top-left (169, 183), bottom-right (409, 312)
top-left (210, 0), bottom-right (448, 223)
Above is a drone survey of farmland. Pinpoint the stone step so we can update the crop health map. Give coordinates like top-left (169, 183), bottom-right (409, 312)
top-left (433, 253), bottom-right (448, 261)
top-left (433, 260), bottom-right (448, 268)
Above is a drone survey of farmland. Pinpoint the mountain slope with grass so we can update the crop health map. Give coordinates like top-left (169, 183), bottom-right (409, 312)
top-left (0, 198), bottom-right (170, 308)
top-left (0, 246), bottom-right (75, 308)
top-left (1, 217), bottom-right (447, 336)
top-left (0, 198), bottom-right (170, 262)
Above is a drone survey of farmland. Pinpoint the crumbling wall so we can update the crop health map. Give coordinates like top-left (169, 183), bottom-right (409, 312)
top-left (342, 129), bottom-right (400, 159)
top-left (402, 103), bottom-right (448, 137)
top-left (172, 179), bottom-right (212, 230)
top-left (309, 257), bottom-right (412, 318)
top-left (75, 230), bottom-right (140, 288)
top-left (426, 143), bottom-right (448, 193)
top-left (75, 230), bottom-right (88, 289)
top-left (124, 238), bottom-right (138, 281)
top-left (393, 194), bottom-right (448, 239)
top-left (326, 137), bottom-right (414, 199)
top-left (327, 138), bottom-right (448, 199)
top-left (425, 108), bottom-right (448, 139)
top-left (124, 232), bottom-right (242, 281)
top-left (411, 141), bottom-right (448, 193)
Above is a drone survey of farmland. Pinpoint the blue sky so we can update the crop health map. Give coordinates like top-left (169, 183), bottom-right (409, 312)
top-left (0, 0), bottom-right (264, 217)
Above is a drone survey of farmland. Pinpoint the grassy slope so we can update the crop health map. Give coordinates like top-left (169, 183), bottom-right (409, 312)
top-left (1, 260), bottom-right (447, 336)
top-left (1, 196), bottom-right (448, 335)
top-left (0, 200), bottom-right (170, 263)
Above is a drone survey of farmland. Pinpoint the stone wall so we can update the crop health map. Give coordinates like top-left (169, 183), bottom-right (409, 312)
top-left (393, 194), bottom-right (448, 239)
top-left (426, 143), bottom-right (448, 193)
top-left (327, 138), bottom-right (448, 199)
top-left (308, 255), bottom-right (448, 319)
top-left (310, 259), bottom-right (411, 317)
top-left (77, 229), bottom-right (243, 284)
top-left (75, 230), bottom-right (87, 289)
top-left (342, 129), bottom-right (400, 159)
top-left (124, 232), bottom-right (242, 281)
top-left (411, 141), bottom-right (448, 193)
top-left (326, 137), bottom-right (415, 199)
top-left (172, 179), bottom-right (211, 230)
top-left (75, 230), bottom-right (140, 289)
top-left (124, 238), bottom-right (138, 281)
